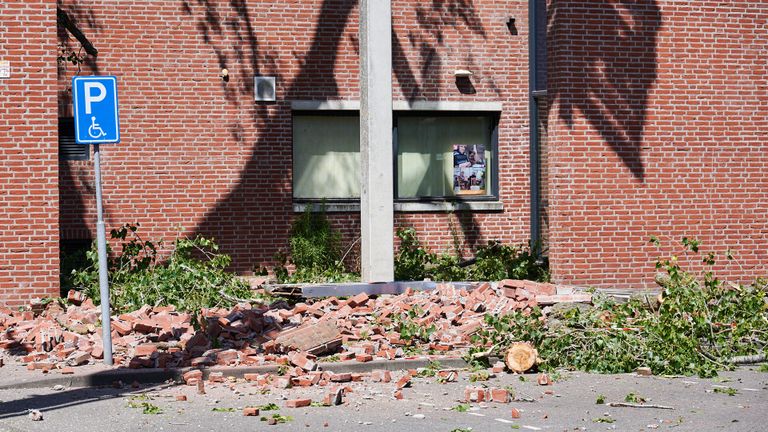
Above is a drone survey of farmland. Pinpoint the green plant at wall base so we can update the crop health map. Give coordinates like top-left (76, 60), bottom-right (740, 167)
top-left (71, 224), bottom-right (252, 313)
top-left (468, 238), bottom-right (767, 378)
top-left (394, 227), bottom-right (435, 281)
top-left (393, 227), bottom-right (549, 282)
top-left (274, 206), bottom-right (359, 283)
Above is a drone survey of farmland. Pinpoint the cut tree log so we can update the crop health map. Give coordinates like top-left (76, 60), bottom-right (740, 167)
top-left (504, 342), bottom-right (538, 373)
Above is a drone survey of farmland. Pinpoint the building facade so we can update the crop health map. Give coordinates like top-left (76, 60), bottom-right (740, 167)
top-left (0, 0), bottom-right (765, 305)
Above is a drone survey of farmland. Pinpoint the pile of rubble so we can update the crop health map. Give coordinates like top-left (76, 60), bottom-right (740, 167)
top-left (0, 280), bottom-right (590, 374)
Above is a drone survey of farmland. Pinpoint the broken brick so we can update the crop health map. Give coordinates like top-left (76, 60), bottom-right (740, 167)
top-left (183, 369), bottom-right (203, 384)
top-left (243, 407), bottom-right (259, 416)
top-left (355, 353), bottom-right (373, 363)
top-left (285, 398), bottom-right (312, 408)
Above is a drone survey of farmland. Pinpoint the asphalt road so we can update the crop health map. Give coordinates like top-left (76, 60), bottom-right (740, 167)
top-left (0, 367), bottom-right (765, 432)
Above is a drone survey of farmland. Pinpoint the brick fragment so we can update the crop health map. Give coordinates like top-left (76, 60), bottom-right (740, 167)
top-left (183, 369), bottom-right (203, 384)
top-left (395, 374), bottom-right (411, 389)
top-left (243, 407), bottom-right (259, 416)
top-left (490, 388), bottom-right (510, 403)
top-left (209, 371), bottom-right (225, 383)
top-left (285, 398), bottom-right (311, 408)
top-left (347, 292), bottom-right (369, 308)
top-left (135, 343), bottom-right (157, 357)
top-left (289, 352), bottom-right (318, 371)
top-left (370, 369), bottom-right (392, 383)
top-left (536, 373), bottom-right (551, 386)
top-left (176, 395), bottom-right (187, 401)
top-left (355, 353), bottom-right (373, 363)
top-left (329, 373), bottom-right (352, 382)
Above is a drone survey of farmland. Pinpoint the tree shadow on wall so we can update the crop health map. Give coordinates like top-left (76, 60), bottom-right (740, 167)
top-left (186, 0), bottom-right (491, 273)
top-left (547, 0), bottom-right (661, 182)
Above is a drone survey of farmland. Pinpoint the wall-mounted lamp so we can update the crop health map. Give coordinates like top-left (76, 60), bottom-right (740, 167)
top-left (454, 69), bottom-right (474, 78)
top-left (454, 70), bottom-right (476, 94)
top-left (220, 68), bottom-right (229, 82)
top-left (506, 17), bottom-right (518, 35)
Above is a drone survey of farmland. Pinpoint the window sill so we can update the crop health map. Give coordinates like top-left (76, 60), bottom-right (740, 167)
top-left (293, 200), bottom-right (504, 213)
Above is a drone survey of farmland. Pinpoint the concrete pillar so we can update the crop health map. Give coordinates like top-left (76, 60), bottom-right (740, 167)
top-left (359, 0), bottom-right (394, 282)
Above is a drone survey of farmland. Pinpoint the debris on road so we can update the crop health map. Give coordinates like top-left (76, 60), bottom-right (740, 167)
top-left (0, 282), bottom-right (580, 373)
top-left (27, 409), bottom-right (43, 421)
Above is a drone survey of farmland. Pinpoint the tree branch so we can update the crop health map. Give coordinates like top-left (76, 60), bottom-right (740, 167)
top-left (57, 7), bottom-right (98, 57)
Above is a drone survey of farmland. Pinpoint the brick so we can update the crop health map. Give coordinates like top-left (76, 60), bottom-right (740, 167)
top-left (111, 320), bottom-right (133, 336)
top-left (395, 375), bottom-right (411, 389)
top-left (537, 373), bottom-right (551, 386)
top-left (176, 395), bottom-right (187, 401)
top-left (329, 373), bottom-right (352, 383)
top-left (243, 407), bottom-right (259, 416)
top-left (134, 344), bottom-right (157, 357)
top-left (183, 369), bottom-right (203, 384)
top-left (289, 352), bottom-right (318, 372)
top-left (347, 292), bottom-right (369, 308)
top-left (284, 398), bottom-right (311, 408)
top-left (355, 354), bottom-right (373, 363)
top-left (370, 369), bottom-right (392, 383)
top-left (490, 388), bottom-right (510, 403)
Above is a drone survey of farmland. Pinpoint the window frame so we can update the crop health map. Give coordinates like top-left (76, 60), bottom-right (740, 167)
top-left (290, 101), bottom-right (503, 211)
top-left (291, 110), bottom-right (361, 202)
top-left (392, 110), bottom-right (500, 203)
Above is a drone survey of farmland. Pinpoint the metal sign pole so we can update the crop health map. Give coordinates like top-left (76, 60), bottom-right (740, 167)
top-left (93, 143), bottom-right (113, 365)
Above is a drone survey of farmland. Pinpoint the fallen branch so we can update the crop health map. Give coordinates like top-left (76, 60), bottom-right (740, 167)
top-left (730, 353), bottom-right (766, 365)
top-left (607, 402), bottom-right (674, 410)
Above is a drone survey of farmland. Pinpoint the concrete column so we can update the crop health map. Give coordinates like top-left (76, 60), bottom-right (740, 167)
top-left (359, 0), bottom-right (394, 282)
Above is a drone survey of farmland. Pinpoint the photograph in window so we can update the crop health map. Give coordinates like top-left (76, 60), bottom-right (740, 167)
top-left (453, 144), bottom-right (486, 195)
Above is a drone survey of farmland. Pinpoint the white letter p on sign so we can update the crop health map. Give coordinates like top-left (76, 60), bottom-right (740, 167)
top-left (84, 82), bottom-right (107, 114)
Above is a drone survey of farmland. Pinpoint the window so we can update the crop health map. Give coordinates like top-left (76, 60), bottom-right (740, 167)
top-left (291, 107), bottom-right (499, 204)
top-left (59, 117), bottom-right (89, 160)
top-left (292, 113), bottom-right (360, 199)
top-left (395, 114), bottom-right (497, 199)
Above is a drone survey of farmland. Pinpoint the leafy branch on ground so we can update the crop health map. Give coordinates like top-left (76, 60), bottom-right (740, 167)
top-left (274, 206), bottom-right (359, 283)
top-left (70, 223), bottom-right (253, 313)
top-left (468, 237), bottom-right (767, 378)
top-left (394, 227), bottom-right (549, 282)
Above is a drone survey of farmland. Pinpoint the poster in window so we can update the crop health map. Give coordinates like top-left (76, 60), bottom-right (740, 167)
top-left (453, 144), bottom-right (486, 195)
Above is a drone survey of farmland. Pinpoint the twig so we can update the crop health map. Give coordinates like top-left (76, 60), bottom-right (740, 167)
top-left (470, 344), bottom-right (498, 360)
top-left (607, 402), bottom-right (674, 410)
top-left (338, 236), bottom-right (361, 266)
top-left (218, 290), bottom-right (266, 305)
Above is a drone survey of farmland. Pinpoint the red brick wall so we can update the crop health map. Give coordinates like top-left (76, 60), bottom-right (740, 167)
top-left (547, 0), bottom-right (768, 288)
top-left (0, 0), bottom-right (60, 306)
top-left (56, 0), bottom-right (532, 274)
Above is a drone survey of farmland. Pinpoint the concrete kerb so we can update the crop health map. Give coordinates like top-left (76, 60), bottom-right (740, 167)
top-left (0, 357), bottom-right (468, 390)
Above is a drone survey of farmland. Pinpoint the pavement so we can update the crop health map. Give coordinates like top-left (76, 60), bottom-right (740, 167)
top-left (0, 363), bottom-right (765, 432)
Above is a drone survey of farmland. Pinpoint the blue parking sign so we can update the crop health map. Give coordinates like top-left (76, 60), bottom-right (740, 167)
top-left (72, 76), bottom-right (120, 144)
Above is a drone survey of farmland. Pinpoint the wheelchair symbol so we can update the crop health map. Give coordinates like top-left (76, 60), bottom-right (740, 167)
top-left (88, 116), bottom-right (106, 139)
